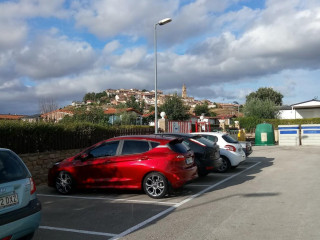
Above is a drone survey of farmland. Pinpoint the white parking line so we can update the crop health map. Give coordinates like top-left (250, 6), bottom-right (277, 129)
top-left (37, 194), bottom-right (178, 205)
top-left (111, 161), bottom-right (261, 240)
top-left (39, 226), bottom-right (117, 237)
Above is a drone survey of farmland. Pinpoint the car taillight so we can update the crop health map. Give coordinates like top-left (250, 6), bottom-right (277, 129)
top-left (225, 145), bottom-right (236, 152)
top-left (175, 155), bottom-right (186, 160)
top-left (30, 178), bottom-right (37, 195)
top-left (1, 236), bottom-right (12, 240)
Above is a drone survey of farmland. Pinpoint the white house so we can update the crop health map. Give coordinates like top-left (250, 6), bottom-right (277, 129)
top-left (279, 100), bottom-right (320, 119)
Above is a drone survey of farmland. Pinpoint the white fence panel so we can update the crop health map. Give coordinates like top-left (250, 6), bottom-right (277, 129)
top-left (301, 124), bottom-right (320, 146)
top-left (278, 125), bottom-right (300, 146)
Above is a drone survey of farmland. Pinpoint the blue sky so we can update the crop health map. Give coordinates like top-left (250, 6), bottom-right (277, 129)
top-left (0, 0), bottom-right (319, 114)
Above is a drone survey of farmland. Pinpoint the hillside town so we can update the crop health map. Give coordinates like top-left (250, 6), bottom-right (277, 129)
top-left (0, 84), bottom-right (240, 124)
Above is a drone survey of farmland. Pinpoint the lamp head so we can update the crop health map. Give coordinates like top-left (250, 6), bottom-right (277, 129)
top-left (158, 18), bottom-right (172, 25)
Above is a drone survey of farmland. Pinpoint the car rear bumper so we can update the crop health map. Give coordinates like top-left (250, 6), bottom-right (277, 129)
top-left (0, 198), bottom-right (41, 239)
top-left (228, 152), bottom-right (246, 166)
top-left (168, 165), bottom-right (198, 189)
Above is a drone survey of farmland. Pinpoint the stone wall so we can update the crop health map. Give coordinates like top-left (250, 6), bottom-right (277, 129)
top-left (20, 149), bottom-right (81, 186)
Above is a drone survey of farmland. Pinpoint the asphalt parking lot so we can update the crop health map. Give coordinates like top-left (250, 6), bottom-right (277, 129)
top-left (33, 146), bottom-right (320, 240)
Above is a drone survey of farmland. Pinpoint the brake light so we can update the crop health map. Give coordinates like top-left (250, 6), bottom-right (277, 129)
top-left (30, 178), bottom-right (37, 195)
top-left (1, 236), bottom-right (12, 240)
top-left (225, 145), bottom-right (236, 152)
top-left (175, 155), bottom-right (186, 160)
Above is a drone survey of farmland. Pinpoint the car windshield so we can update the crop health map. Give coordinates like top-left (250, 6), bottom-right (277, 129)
top-left (222, 134), bottom-right (239, 144)
top-left (0, 150), bottom-right (29, 184)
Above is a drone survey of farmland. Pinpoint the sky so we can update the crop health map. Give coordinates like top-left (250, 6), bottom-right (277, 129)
top-left (0, 0), bottom-right (320, 115)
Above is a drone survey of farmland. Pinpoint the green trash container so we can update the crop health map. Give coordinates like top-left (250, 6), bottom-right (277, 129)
top-left (255, 123), bottom-right (275, 146)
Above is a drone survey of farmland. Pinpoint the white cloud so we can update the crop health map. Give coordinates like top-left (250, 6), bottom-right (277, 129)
top-left (1, 0), bottom-right (320, 114)
top-left (15, 33), bottom-right (97, 79)
top-left (72, 0), bottom-right (179, 39)
top-left (0, 0), bottom-right (68, 20)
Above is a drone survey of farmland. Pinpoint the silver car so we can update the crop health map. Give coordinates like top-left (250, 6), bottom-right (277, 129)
top-left (0, 148), bottom-right (41, 240)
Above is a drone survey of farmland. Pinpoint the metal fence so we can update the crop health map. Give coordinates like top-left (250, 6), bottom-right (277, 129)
top-left (0, 127), bottom-right (155, 154)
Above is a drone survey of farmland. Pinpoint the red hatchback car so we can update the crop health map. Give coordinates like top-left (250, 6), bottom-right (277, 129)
top-left (48, 135), bottom-right (198, 198)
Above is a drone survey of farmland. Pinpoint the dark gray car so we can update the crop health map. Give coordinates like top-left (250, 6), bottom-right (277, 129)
top-left (156, 133), bottom-right (222, 176)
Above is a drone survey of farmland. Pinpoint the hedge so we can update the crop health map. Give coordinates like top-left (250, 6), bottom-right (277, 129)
top-left (236, 117), bottom-right (320, 132)
top-left (0, 121), bottom-right (154, 154)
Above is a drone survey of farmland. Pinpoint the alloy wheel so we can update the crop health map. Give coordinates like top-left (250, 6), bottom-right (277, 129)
top-left (144, 173), bottom-right (168, 199)
top-left (55, 171), bottom-right (73, 194)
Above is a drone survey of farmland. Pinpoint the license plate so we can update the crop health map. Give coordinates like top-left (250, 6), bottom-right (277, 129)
top-left (185, 157), bottom-right (193, 165)
top-left (0, 193), bottom-right (19, 209)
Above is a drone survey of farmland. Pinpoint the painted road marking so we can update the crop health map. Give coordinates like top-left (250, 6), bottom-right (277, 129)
top-left (37, 194), bottom-right (178, 205)
top-left (111, 161), bottom-right (261, 240)
top-left (39, 226), bottom-right (117, 237)
top-left (38, 162), bottom-right (261, 239)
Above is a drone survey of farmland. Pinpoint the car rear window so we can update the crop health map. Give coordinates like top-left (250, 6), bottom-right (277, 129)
top-left (195, 137), bottom-right (215, 147)
top-left (222, 134), bottom-right (239, 143)
top-left (183, 140), bottom-right (205, 153)
top-left (203, 135), bottom-right (218, 143)
top-left (122, 140), bottom-right (150, 155)
top-left (169, 142), bottom-right (188, 153)
top-left (0, 151), bottom-right (29, 184)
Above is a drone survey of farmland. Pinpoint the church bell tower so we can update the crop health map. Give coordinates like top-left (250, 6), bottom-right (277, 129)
top-left (182, 84), bottom-right (187, 98)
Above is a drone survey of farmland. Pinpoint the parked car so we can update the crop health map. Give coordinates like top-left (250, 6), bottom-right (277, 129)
top-left (239, 141), bottom-right (253, 156)
top-left (156, 133), bottom-right (222, 177)
top-left (191, 132), bottom-right (246, 173)
top-left (0, 148), bottom-right (41, 240)
top-left (48, 135), bottom-right (198, 199)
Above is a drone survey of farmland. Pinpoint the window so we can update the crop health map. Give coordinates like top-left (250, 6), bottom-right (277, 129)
top-left (222, 134), bottom-right (238, 143)
top-left (89, 141), bottom-right (119, 158)
top-left (186, 140), bottom-right (205, 153)
top-left (204, 135), bottom-right (218, 143)
top-left (121, 140), bottom-right (150, 155)
top-left (0, 151), bottom-right (29, 184)
top-left (150, 142), bottom-right (160, 149)
top-left (169, 142), bottom-right (188, 153)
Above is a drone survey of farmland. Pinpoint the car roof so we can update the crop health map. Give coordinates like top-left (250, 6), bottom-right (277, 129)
top-left (109, 134), bottom-right (178, 141)
top-left (156, 133), bottom-right (195, 138)
top-left (0, 148), bottom-right (10, 151)
top-left (191, 132), bottom-right (225, 136)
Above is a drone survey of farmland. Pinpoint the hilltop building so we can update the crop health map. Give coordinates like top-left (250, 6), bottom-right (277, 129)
top-left (182, 84), bottom-right (187, 98)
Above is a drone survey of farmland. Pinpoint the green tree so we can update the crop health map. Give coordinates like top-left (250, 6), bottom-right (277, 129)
top-left (116, 112), bottom-right (138, 125)
top-left (126, 96), bottom-right (140, 110)
top-left (194, 102), bottom-right (210, 116)
top-left (243, 98), bottom-right (279, 119)
top-left (83, 92), bottom-right (96, 102)
top-left (246, 87), bottom-right (283, 106)
top-left (61, 106), bottom-right (109, 125)
top-left (159, 94), bottom-right (190, 120)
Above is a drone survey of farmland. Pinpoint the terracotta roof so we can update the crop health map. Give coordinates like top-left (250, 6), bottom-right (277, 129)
top-left (217, 114), bottom-right (237, 119)
top-left (0, 114), bottom-right (26, 120)
top-left (104, 108), bottom-right (143, 115)
top-left (142, 111), bottom-right (155, 117)
top-left (41, 109), bottom-right (74, 117)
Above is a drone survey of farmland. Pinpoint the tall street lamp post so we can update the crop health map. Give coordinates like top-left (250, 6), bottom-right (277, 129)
top-left (154, 18), bottom-right (172, 134)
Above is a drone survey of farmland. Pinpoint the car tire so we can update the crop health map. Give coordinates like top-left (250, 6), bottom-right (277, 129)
top-left (55, 171), bottom-right (74, 194)
top-left (143, 172), bottom-right (168, 199)
top-left (216, 156), bottom-right (231, 173)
